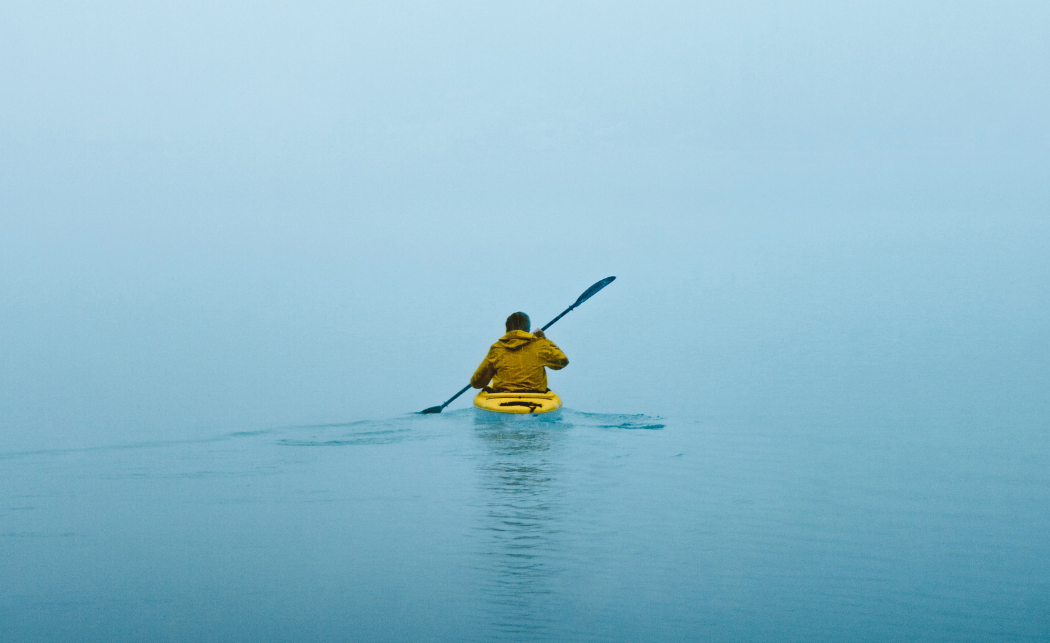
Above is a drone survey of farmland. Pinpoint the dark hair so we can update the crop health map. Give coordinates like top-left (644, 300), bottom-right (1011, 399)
top-left (505, 312), bottom-right (530, 332)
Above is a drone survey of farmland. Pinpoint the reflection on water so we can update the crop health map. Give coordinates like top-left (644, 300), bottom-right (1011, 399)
top-left (472, 415), bottom-right (567, 641)
top-left (2, 409), bottom-right (1047, 642)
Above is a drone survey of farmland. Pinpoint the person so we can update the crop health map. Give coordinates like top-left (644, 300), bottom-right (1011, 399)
top-left (470, 312), bottom-right (569, 393)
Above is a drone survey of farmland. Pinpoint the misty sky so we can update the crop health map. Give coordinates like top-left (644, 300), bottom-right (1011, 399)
top-left (2, 1), bottom-right (1048, 451)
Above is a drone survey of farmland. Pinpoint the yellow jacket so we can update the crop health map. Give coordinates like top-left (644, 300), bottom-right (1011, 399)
top-left (470, 330), bottom-right (569, 392)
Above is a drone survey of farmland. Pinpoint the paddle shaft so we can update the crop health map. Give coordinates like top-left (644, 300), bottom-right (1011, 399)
top-left (540, 302), bottom-right (579, 331)
top-left (427, 305), bottom-right (582, 411)
top-left (420, 276), bottom-right (615, 413)
top-left (432, 384), bottom-right (473, 412)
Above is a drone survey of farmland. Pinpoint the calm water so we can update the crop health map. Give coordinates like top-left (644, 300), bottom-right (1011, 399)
top-left (2, 407), bottom-right (1047, 642)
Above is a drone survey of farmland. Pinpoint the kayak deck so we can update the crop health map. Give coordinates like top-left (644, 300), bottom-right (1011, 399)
top-left (474, 390), bottom-right (562, 414)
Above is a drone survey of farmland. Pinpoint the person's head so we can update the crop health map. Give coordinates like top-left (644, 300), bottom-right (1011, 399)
top-left (505, 312), bottom-right (530, 333)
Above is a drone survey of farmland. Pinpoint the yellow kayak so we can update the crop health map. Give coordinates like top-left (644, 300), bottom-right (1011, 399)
top-left (474, 390), bottom-right (562, 414)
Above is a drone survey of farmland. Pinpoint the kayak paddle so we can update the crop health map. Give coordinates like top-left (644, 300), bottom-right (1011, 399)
top-left (419, 276), bottom-right (616, 414)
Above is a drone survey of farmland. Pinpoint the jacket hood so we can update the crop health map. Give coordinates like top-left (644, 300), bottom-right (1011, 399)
top-left (497, 330), bottom-right (536, 351)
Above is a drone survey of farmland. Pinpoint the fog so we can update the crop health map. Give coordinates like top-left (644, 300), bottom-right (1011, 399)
top-left (3, 2), bottom-right (1050, 640)
top-left (3, 1), bottom-right (1048, 451)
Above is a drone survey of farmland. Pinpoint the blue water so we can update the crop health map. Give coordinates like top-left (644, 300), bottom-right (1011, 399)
top-left (2, 408), bottom-right (1047, 642)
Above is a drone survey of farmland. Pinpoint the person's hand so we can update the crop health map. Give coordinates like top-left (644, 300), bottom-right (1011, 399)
top-left (533, 329), bottom-right (545, 339)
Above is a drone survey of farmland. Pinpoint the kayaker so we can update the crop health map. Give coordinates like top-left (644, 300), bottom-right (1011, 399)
top-left (470, 312), bottom-right (569, 393)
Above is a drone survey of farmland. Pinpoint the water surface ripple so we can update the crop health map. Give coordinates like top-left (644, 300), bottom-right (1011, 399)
top-left (1, 409), bottom-right (1047, 642)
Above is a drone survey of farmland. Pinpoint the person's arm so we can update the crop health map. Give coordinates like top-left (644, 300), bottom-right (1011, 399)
top-left (535, 333), bottom-right (569, 370)
top-left (470, 348), bottom-right (498, 388)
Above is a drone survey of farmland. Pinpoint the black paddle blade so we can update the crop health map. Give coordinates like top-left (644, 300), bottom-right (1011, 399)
top-left (574, 276), bottom-right (616, 306)
top-left (419, 406), bottom-right (443, 414)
